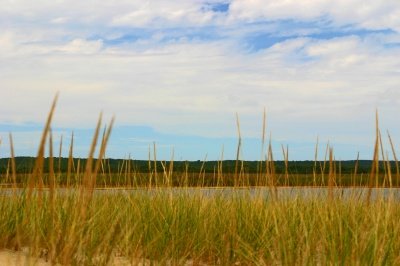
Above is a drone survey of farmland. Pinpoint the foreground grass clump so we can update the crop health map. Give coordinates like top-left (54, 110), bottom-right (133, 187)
top-left (1, 189), bottom-right (400, 265)
top-left (2, 97), bottom-right (400, 265)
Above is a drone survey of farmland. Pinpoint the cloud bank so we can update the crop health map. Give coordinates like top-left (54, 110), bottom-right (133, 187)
top-left (1, 0), bottom-right (400, 159)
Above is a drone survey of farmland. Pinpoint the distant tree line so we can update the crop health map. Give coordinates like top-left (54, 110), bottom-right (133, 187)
top-left (0, 157), bottom-right (396, 175)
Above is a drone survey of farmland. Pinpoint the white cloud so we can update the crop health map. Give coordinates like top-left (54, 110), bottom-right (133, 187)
top-left (2, 0), bottom-right (397, 31)
top-left (0, 32), bottom-right (14, 53)
top-left (229, 0), bottom-right (329, 21)
top-left (50, 17), bottom-right (69, 24)
top-left (230, 0), bottom-right (400, 31)
top-left (306, 37), bottom-right (360, 56)
top-left (0, 1), bottom-right (220, 29)
top-left (229, 0), bottom-right (400, 31)
top-left (111, 2), bottom-right (216, 27)
top-left (1, 0), bottom-right (400, 159)
top-left (1, 34), bottom-right (399, 140)
top-left (58, 39), bottom-right (103, 54)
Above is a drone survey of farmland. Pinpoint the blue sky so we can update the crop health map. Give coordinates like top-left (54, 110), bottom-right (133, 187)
top-left (1, 1), bottom-right (400, 160)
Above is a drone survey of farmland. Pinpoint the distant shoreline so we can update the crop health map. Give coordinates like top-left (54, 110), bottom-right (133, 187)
top-left (0, 156), bottom-right (394, 174)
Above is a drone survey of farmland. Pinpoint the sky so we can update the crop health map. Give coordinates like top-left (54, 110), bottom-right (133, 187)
top-left (1, 0), bottom-right (400, 161)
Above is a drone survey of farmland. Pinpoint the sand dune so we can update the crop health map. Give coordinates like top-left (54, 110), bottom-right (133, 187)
top-left (0, 249), bottom-right (203, 265)
top-left (0, 249), bottom-right (50, 266)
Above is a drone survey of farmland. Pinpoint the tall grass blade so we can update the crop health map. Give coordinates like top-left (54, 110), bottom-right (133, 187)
top-left (320, 141), bottom-right (329, 186)
top-left (217, 145), bottom-right (224, 187)
top-left (49, 130), bottom-right (55, 200)
top-left (8, 133), bottom-right (17, 194)
top-left (94, 117), bottom-right (115, 178)
top-left (148, 144), bottom-right (152, 188)
top-left (367, 111), bottom-right (380, 203)
top-left (353, 152), bottom-right (359, 187)
top-left (258, 108), bottom-right (267, 186)
top-left (234, 113), bottom-right (242, 187)
top-left (281, 144), bottom-right (289, 186)
top-left (328, 147), bottom-right (334, 200)
top-left (83, 113), bottom-right (103, 190)
top-left (29, 93), bottom-right (58, 197)
top-left (67, 132), bottom-right (74, 188)
top-left (58, 134), bottom-right (63, 176)
top-left (153, 142), bottom-right (158, 187)
top-left (379, 129), bottom-right (387, 186)
top-left (313, 137), bottom-right (319, 186)
top-left (387, 131), bottom-right (399, 187)
top-left (386, 151), bottom-right (393, 187)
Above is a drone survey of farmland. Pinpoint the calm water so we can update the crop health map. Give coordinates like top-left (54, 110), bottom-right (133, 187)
top-left (2, 187), bottom-right (400, 200)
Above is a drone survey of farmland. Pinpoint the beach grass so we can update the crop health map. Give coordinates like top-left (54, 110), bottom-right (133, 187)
top-left (1, 97), bottom-right (400, 265)
top-left (1, 188), bottom-right (400, 265)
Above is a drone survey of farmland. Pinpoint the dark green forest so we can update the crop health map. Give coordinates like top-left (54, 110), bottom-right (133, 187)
top-left (0, 157), bottom-right (395, 175)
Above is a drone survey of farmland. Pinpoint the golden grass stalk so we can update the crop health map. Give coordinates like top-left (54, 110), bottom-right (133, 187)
top-left (58, 134), bottom-right (63, 176)
top-left (319, 141), bottom-right (329, 186)
top-left (27, 94), bottom-right (58, 198)
top-left (387, 131), bottom-right (399, 187)
top-left (340, 159), bottom-right (343, 186)
top-left (82, 113), bottom-right (103, 190)
top-left (153, 142), bottom-right (158, 187)
top-left (367, 111), bottom-right (380, 203)
top-left (148, 144), bottom-right (152, 188)
top-left (66, 132), bottom-right (74, 188)
top-left (353, 152), bottom-right (359, 187)
top-left (93, 118), bottom-right (115, 178)
top-left (234, 113), bottom-right (242, 187)
top-left (160, 160), bottom-right (167, 186)
top-left (281, 144), bottom-right (289, 186)
top-left (217, 144), bottom-right (224, 187)
top-left (61, 115), bottom-right (114, 265)
top-left (379, 129), bottom-right (387, 186)
top-left (257, 108), bottom-right (267, 186)
top-left (8, 133), bottom-right (17, 195)
top-left (313, 137), bottom-right (319, 186)
top-left (48, 130), bottom-right (59, 263)
top-left (328, 147), bottom-right (334, 200)
top-left (183, 161), bottom-right (189, 187)
top-left (267, 137), bottom-right (275, 185)
top-left (127, 154), bottom-right (132, 187)
top-left (386, 151), bottom-right (393, 187)
top-left (198, 154), bottom-right (207, 187)
top-left (267, 136), bottom-right (277, 198)
top-left (168, 149), bottom-right (175, 187)
top-left (76, 158), bottom-right (81, 183)
top-left (48, 130), bottom-right (55, 200)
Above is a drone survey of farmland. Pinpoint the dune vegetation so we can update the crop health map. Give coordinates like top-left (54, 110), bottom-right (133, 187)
top-left (1, 96), bottom-right (400, 265)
